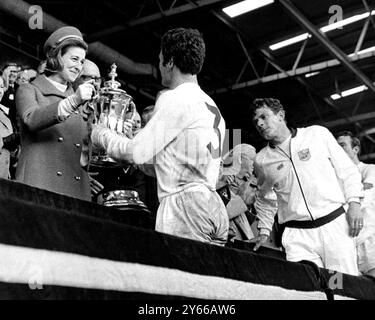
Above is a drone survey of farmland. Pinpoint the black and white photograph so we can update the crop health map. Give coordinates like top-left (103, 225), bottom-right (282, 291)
top-left (0, 0), bottom-right (375, 304)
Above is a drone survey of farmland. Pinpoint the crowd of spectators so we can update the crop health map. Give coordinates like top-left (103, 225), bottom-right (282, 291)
top-left (0, 62), bottom-right (37, 179)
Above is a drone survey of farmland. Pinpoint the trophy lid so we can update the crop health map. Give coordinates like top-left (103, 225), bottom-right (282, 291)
top-left (101, 63), bottom-right (130, 98)
top-left (105, 63), bottom-right (120, 89)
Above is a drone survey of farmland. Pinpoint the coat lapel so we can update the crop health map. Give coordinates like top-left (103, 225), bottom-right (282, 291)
top-left (0, 108), bottom-right (12, 132)
top-left (32, 75), bottom-right (74, 98)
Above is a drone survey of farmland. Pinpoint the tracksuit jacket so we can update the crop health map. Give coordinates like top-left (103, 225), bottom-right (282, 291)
top-left (254, 125), bottom-right (363, 236)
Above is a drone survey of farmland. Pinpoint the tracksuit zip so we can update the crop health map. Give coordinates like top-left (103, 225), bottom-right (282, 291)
top-left (276, 143), bottom-right (315, 221)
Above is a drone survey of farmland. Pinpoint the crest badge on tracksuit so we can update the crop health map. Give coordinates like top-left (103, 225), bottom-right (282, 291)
top-left (298, 148), bottom-right (311, 161)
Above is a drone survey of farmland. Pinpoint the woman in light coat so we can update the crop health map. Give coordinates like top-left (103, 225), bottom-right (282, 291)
top-left (15, 26), bottom-right (95, 200)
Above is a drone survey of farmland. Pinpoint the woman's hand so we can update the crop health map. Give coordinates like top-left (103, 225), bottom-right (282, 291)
top-left (74, 82), bottom-right (95, 104)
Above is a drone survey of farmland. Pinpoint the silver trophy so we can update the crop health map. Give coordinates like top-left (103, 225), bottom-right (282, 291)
top-left (90, 63), bottom-right (135, 167)
top-left (89, 64), bottom-right (150, 214)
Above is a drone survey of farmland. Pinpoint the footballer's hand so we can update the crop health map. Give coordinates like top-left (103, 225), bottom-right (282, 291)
top-left (249, 234), bottom-right (269, 251)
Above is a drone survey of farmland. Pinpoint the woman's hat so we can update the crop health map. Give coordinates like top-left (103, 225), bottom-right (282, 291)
top-left (43, 26), bottom-right (85, 53)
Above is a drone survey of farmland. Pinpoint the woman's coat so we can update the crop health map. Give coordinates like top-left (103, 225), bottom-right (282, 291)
top-left (15, 75), bottom-right (91, 201)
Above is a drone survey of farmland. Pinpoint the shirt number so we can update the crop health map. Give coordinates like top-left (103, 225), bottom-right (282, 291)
top-left (205, 102), bottom-right (222, 159)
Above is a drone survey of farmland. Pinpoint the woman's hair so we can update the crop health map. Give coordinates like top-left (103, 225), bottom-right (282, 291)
top-left (44, 38), bottom-right (88, 76)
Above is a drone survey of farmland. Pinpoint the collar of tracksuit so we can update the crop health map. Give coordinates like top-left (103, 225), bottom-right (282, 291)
top-left (269, 127), bottom-right (297, 149)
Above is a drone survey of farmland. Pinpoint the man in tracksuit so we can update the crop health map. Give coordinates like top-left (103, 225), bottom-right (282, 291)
top-left (336, 131), bottom-right (375, 278)
top-left (249, 98), bottom-right (363, 276)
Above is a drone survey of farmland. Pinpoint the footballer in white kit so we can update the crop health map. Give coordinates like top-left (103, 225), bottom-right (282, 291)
top-left (92, 28), bottom-right (229, 245)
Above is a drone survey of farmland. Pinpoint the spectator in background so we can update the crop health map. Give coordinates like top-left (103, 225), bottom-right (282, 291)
top-left (249, 98), bottom-right (363, 276)
top-left (72, 59), bottom-right (101, 91)
top-left (336, 131), bottom-right (375, 278)
top-left (121, 110), bottom-right (142, 139)
top-left (15, 26), bottom-right (95, 201)
top-left (16, 69), bottom-right (37, 86)
top-left (1, 63), bottom-right (20, 131)
top-left (132, 111), bottom-right (142, 136)
top-left (1, 63), bottom-right (19, 88)
top-left (72, 59), bottom-right (104, 197)
top-left (0, 76), bottom-right (19, 179)
top-left (141, 105), bottom-right (155, 128)
top-left (217, 144), bottom-right (258, 242)
top-left (72, 59), bottom-right (102, 163)
top-left (0, 77), bottom-right (10, 118)
top-left (16, 70), bottom-right (30, 86)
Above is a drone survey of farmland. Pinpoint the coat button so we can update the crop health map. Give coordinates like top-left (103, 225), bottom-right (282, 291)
top-left (74, 143), bottom-right (81, 148)
top-left (58, 137), bottom-right (64, 142)
top-left (75, 176), bottom-right (81, 181)
top-left (57, 171), bottom-right (63, 176)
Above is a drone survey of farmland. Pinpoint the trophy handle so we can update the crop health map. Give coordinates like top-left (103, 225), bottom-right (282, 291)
top-left (125, 99), bottom-right (136, 121)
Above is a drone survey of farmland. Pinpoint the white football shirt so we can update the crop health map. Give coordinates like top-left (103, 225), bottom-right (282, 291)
top-left (103, 82), bottom-right (226, 200)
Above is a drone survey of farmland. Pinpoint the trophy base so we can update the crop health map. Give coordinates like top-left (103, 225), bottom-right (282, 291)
top-left (97, 189), bottom-right (150, 213)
